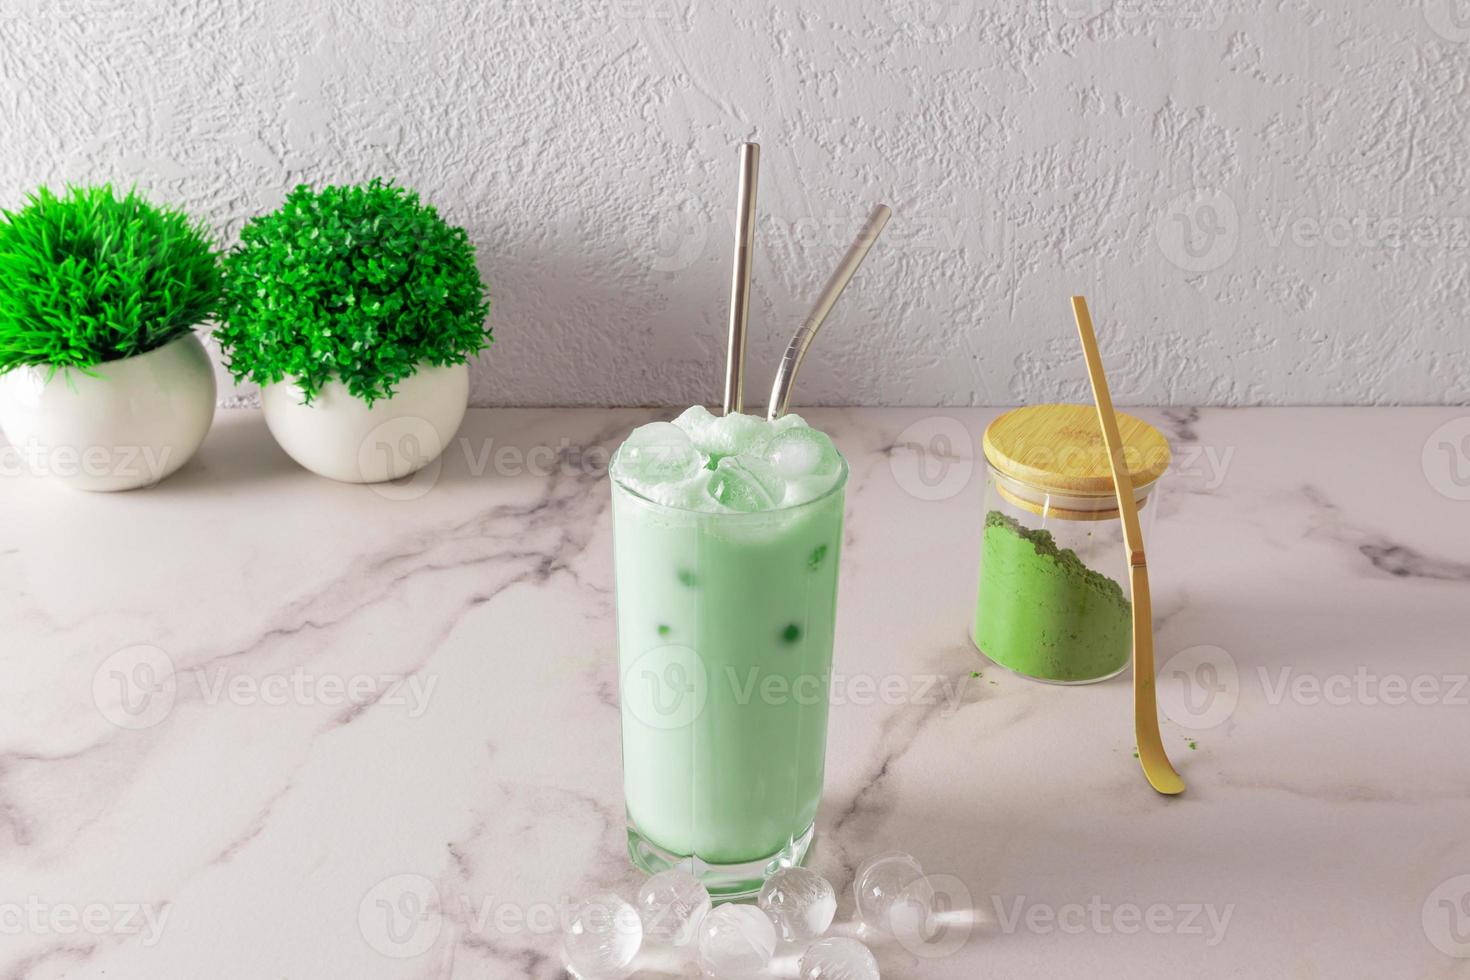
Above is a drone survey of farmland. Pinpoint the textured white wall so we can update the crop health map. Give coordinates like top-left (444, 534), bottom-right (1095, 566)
top-left (1, 0), bottom-right (1466, 406)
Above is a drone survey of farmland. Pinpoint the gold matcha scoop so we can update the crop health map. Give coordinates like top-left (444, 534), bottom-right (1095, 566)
top-left (1071, 295), bottom-right (1184, 796)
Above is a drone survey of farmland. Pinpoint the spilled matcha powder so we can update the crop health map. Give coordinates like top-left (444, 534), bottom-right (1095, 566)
top-left (973, 511), bottom-right (1132, 682)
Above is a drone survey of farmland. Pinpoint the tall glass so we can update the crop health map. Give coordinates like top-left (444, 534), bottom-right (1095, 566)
top-left (611, 458), bottom-right (847, 899)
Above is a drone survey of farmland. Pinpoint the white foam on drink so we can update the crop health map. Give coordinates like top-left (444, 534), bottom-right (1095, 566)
top-left (612, 408), bottom-right (843, 513)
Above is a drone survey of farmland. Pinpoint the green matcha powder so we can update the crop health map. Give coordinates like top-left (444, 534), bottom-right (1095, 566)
top-left (973, 510), bottom-right (1132, 683)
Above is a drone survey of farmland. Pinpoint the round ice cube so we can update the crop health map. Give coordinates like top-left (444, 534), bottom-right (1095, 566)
top-left (853, 851), bottom-right (934, 937)
top-left (697, 904), bottom-right (776, 978)
top-left (757, 867), bottom-right (836, 942)
top-left (616, 421), bottom-right (702, 486)
top-left (762, 425), bottom-right (841, 481)
top-left (636, 869), bottom-right (711, 947)
top-left (707, 456), bottom-right (785, 512)
top-left (798, 937), bottom-right (880, 980)
top-left (563, 892), bottom-right (642, 980)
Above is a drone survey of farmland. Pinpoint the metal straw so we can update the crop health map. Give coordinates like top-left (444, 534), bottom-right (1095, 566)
top-left (723, 142), bottom-right (760, 415)
top-left (767, 204), bottom-right (891, 419)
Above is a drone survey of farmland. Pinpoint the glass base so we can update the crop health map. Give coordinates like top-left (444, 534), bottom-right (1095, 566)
top-left (970, 630), bottom-right (1130, 686)
top-left (627, 821), bottom-right (815, 901)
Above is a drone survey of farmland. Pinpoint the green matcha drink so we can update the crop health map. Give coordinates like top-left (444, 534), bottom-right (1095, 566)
top-left (611, 406), bottom-right (845, 897)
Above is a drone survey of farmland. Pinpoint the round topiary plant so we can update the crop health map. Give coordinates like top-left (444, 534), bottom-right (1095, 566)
top-left (0, 185), bottom-right (222, 374)
top-left (218, 180), bottom-right (491, 405)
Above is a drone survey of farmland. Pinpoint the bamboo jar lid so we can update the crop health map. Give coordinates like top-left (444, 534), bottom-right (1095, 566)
top-left (983, 404), bottom-right (1170, 519)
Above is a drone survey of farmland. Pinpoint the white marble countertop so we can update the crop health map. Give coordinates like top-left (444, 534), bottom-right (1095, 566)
top-left (3, 407), bottom-right (1469, 979)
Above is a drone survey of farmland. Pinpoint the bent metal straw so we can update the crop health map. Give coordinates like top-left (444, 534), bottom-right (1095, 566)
top-left (767, 204), bottom-right (891, 420)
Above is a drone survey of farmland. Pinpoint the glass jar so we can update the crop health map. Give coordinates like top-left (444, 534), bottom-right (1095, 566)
top-left (971, 405), bottom-right (1169, 685)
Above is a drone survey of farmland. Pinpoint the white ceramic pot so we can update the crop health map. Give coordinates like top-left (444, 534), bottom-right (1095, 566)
top-left (260, 361), bottom-right (468, 484)
top-left (0, 333), bottom-right (216, 492)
